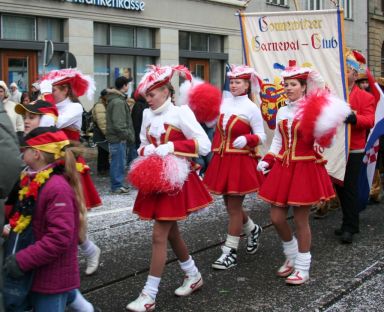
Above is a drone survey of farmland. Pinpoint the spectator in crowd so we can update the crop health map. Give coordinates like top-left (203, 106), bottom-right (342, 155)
top-left (92, 89), bottom-right (110, 176)
top-left (126, 96), bottom-right (138, 167)
top-left (30, 82), bottom-right (41, 101)
top-left (9, 82), bottom-right (22, 104)
top-left (0, 93), bottom-right (22, 312)
top-left (0, 81), bottom-right (24, 140)
top-left (20, 92), bottom-right (31, 105)
top-left (106, 76), bottom-right (135, 194)
top-left (334, 50), bottom-right (375, 244)
top-left (131, 93), bottom-right (149, 149)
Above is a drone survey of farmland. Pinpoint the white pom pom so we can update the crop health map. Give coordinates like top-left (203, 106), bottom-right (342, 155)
top-left (314, 94), bottom-right (351, 140)
top-left (163, 155), bottom-right (190, 189)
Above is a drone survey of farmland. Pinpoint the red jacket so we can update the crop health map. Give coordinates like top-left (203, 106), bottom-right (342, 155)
top-left (211, 114), bottom-right (260, 156)
top-left (349, 85), bottom-right (375, 150)
top-left (16, 175), bottom-right (80, 294)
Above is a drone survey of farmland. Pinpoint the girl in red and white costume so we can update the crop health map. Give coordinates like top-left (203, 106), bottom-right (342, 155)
top-left (203, 65), bottom-right (266, 270)
top-left (126, 65), bottom-right (212, 312)
top-left (257, 61), bottom-right (350, 285)
top-left (39, 70), bottom-right (102, 276)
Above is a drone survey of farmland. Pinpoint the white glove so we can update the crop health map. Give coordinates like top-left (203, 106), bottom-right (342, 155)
top-left (155, 142), bottom-right (174, 157)
top-left (257, 160), bottom-right (269, 172)
top-left (232, 136), bottom-right (247, 149)
top-left (39, 80), bottom-right (52, 94)
top-left (143, 144), bottom-right (156, 156)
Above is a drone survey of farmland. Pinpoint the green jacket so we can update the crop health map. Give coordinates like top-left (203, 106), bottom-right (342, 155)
top-left (105, 89), bottom-right (135, 144)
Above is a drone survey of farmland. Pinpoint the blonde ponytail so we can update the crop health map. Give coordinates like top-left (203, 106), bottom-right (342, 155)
top-left (64, 148), bottom-right (87, 240)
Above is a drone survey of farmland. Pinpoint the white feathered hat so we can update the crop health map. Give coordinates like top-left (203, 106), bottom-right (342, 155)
top-left (135, 65), bottom-right (192, 97)
top-left (227, 64), bottom-right (262, 94)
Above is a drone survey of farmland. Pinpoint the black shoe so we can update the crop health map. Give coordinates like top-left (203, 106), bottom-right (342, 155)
top-left (246, 225), bottom-right (262, 255)
top-left (340, 231), bottom-right (353, 244)
top-left (212, 246), bottom-right (237, 270)
top-left (334, 228), bottom-right (343, 236)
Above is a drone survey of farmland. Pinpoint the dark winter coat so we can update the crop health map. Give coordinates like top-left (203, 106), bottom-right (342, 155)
top-left (106, 89), bottom-right (135, 144)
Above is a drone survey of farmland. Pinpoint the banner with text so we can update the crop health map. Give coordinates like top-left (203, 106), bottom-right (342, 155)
top-left (240, 9), bottom-right (348, 182)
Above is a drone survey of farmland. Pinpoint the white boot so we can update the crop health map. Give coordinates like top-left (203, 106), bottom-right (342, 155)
top-left (174, 271), bottom-right (203, 296)
top-left (277, 237), bottom-right (298, 277)
top-left (286, 252), bottom-right (311, 285)
top-left (126, 292), bottom-right (155, 312)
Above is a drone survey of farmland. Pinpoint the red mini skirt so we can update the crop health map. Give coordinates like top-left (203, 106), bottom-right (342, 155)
top-left (258, 160), bottom-right (335, 207)
top-left (204, 153), bottom-right (264, 195)
top-left (133, 171), bottom-right (212, 221)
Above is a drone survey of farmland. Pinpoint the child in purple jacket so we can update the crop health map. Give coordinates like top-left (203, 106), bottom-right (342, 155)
top-left (3, 127), bottom-right (99, 312)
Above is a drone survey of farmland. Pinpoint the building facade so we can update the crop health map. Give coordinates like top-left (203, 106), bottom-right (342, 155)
top-left (0, 0), bottom-right (247, 107)
top-left (0, 0), bottom-right (371, 107)
top-left (368, 0), bottom-right (384, 77)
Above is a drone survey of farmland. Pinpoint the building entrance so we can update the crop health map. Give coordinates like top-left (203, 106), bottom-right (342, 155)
top-left (188, 59), bottom-right (210, 82)
top-left (1, 50), bottom-right (37, 92)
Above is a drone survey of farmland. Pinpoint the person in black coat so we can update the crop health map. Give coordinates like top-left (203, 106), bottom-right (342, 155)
top-left (131, 93), bottom-right (149, 149)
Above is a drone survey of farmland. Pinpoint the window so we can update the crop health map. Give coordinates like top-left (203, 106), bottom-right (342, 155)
top-left (2, 15), bottom-right (35, 40)
top-left (37, 18), bottom-right (63, 42)
top-left (94, 23), bottom-right (108, 45)
top-left (94, 23), bottom-right (154, 48)
top-left (111, 26), bottom-right (134, 47)
top-left (306, 0), bottom-right (323, 10)
top-left (341, 0), bottom-right (352, 19)
top-left (266, 0), bottom-right (288, 6)
top-left (1, 15), bottom-right (64, 42)
top-left (94, 54), bottom-right (156, 98)
top-left (179, 31), bottom-right (223, 53)
top-left (191, 33), bottom-right (208, 52)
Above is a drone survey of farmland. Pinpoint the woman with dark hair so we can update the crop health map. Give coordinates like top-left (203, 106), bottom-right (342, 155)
top-left (20, 92), bottom-right (31, 105)
top-left (257, 60), bottom-right (349, 285)
top-left (204, 65), bottom-right (266, 270)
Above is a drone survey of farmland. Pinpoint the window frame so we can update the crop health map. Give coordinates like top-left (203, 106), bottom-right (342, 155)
top-left (266, 0), bottom-right (288, 7)
top-left (306, 0), bottom-right (323, 10)
top-left (94, 22), bottom-right (155, 49)
top-left (341, 0), bottom-right (353, 20)
top-left (179, 31), bottom-right (224, 53)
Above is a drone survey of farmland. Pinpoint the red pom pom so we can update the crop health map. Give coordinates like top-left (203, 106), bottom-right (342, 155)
top-left (188, 83), bottom-right (221, 123)
top-left (298, 89), bottom-right (329, 144)
top-left (128, 155), bottom-right (188, 194)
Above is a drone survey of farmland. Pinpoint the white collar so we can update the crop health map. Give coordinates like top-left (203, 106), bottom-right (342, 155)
top-left (151, 98), bottom-right (172, 115)
top-left (56, 97), bottom-right (72, 107)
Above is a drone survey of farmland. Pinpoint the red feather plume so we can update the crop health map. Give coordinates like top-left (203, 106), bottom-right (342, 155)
top-left (188, 83), bottom-right (222, 123)
top-left (352, 50), bottom-right (366, 64)
top-left (298, 90), bottom-right (329, 144)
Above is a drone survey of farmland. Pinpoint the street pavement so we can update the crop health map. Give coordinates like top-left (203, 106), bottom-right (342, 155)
top-left (80, 167), bottom-right (384, 312)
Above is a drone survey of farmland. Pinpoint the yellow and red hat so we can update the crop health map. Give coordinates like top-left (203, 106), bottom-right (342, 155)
top-left (21, 127), bottom-right (70, 160)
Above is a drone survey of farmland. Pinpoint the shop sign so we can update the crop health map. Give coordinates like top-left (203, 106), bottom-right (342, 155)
top-left (65, 0), bottom-right (145, 11)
